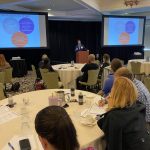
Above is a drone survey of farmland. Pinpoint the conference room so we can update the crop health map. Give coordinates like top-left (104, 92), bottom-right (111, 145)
top-left (0, 0), bottom-right (150, 150)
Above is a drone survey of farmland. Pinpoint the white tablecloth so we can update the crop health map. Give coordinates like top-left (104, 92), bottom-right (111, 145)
top-left (53, 63), bottom-right (85, 88)
top-left (127, 59), bottom-right (150, 75)
top-left (0, 89), bottom-right (105, 150)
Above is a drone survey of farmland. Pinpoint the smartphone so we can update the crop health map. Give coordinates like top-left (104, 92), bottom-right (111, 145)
top-left (19, 139), bottom-right (31, 150)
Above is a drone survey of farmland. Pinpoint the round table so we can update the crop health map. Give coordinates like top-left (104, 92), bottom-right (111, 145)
top-left (53, 63), bottom-right (85, 88)
top-left (0, 89), bottom-right (105, 150)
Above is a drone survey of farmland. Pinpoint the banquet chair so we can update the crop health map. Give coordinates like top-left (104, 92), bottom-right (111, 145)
top-left (4, 68), bottom-right (13, 84)
top-left (42, 72), bottom-right (60, 89)
top-left (0, 71), bottom-right (5, 84)
top-left (143, 76), bottom-right (150, 92)
top-left (130, 61), bottom-right (144, 81)
top-left (40, 68), bottom-right (49, 79)
top-left (31, 65), bottom-right (37, 78)
top-left (0, 83), bottom-right (5, 100)
top-left (79, 69), bottom-right (99, 92)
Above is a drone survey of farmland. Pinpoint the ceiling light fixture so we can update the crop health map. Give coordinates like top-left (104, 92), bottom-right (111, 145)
top-left (124, 0), bottom-right (140, 7)
top-left (47, 9), bottom-right (51, 11)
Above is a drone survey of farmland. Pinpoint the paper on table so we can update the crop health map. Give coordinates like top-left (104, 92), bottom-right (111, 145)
top-left (0, 106), bottom-right (18, 125)
top-left (2, 135), bottom-right (39, 150)
top-left (89, 104), bottom-right (106, 115)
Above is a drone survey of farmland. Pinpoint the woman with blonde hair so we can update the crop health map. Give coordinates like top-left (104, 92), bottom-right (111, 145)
top-left (0, 54), bottom-right (10, 71)
top-left (97, 77), bottom-right (150, 150)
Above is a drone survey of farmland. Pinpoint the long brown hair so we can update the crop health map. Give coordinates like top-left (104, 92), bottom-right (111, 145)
top-left (35, 106), bottom-right (79, 150)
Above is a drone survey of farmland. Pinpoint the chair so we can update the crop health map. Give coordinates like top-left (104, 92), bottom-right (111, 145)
top-left (31, 65), bottom-right (37, 78)
top-left (4, 68), bottom-right (13, 83)
top-left (42, 72), bottom-right (59, 89)
top-left (130, 61), bottom-right (144, 81)
top-left (39, 68), bottom-right (49, 79)
top-left (0, 71), bottom-right (5, 84)
top-left (143, 76), bottom-right (150, 92)
top-left (0, 83), bottom-right (5, 100)
top-left (79, 69), bottom-right (99, 92)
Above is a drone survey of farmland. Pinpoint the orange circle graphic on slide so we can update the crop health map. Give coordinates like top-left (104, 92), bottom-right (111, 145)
top-left (119, 32), bottom-right (130, 44)
top-left (12, 32), bottom-right (28, 47)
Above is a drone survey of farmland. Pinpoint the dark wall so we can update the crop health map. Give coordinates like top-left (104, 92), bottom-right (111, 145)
top-left (0, 20), bottom-right (144, 69)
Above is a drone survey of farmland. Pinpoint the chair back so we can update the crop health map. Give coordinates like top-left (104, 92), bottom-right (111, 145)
top-left (87, 69), bottom-right (99, 85)
top-left (4, 68), bottom-right (12, 83)
top-left (130, 61), bottom-right (142, 74)
top-left (31, 65), bottom-right (37, 78)
top-left (143, 77), bottom-right (150, 92)
top-left (0, 72), bottom-right (5, 84)
top-left (0, 83), bottom-right (5, 100)
top-left (40, 68), bottom-right (49, 78)
top-left (42, 72), bottom-right (59, 89)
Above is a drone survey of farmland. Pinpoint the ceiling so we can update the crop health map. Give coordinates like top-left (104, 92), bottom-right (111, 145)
top-left (0, 0), bottom-right (150, 21)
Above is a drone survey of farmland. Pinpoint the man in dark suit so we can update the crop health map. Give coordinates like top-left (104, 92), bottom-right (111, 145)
top-left (76, 54), bottom-right (99, 90)
top-left (75, 40), bottom-right (86, 52)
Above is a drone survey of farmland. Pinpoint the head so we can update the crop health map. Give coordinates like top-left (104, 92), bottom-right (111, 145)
top-left (43, 58), bottom-right (49, 65)
top-left (103, 54), bottom-right (110, 63)
top-left (77, 40), bottom-right (81, 45)
top-left (111, 58), bottom-right (122, 73)
top-left (115, 67), bottom-right (133, 81)
top-left (42, 54), bottom-right (48, 60)
top-left (35, 106), bottom-right (79, 150)
top-left (108, 77), bottom-right (138, 110)
top-left (88, 54), bottom-right (95, 63)
top-left (0, 54), bottom-right (7, 66)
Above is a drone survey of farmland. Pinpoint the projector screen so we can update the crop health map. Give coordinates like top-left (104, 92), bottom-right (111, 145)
top-left (0, 11), bottom-right (49, 49)
top-left (102, 15), bottom-right (146, 46)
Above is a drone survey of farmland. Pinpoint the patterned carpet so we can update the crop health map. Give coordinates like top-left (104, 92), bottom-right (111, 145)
top-left (6, 71), bottom-right (36, 96)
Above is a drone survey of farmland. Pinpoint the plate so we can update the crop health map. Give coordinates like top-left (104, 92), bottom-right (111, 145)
top-left (80, 119), bottom-right (97, 127)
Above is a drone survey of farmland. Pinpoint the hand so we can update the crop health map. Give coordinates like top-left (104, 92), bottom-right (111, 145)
top-left (98, 99), bottom-right (106, 107)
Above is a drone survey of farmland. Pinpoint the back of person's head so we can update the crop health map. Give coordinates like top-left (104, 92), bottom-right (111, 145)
top-left (108, 77), bottom-right (138, 110)
top-left (0, 54), bottom-right (6, 66)
top-left (42, 54), bottom-right (48, 60)
top-left (35, 106), bottom-right (79, 150)
top-left (115, 67), bottom-right (133, 80)
top-left (111, 58), bottom-right (122, 72)
top-left (43, 58), bottom-right (49, 65)
top-left (103, 54), bottom-right (110, 63)
top-left (88, 54), bottom-right (95, 63)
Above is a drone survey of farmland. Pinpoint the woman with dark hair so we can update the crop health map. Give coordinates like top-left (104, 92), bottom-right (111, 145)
top-left (35, 106), bottom-right (79, 150)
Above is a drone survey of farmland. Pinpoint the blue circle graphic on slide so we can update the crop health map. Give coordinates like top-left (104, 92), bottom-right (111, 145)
top-left (3, 18), bottom-right (19, 34)
top-left (125, 21), bottom-right (136, 34)
top-left (19, 18), bottom-right (34, 34)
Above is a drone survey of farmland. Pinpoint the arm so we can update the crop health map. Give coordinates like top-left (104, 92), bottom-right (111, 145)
top-left (102, 78), bottom-right (112, 97)
top-left (81, 64), bottom-right (88, 72)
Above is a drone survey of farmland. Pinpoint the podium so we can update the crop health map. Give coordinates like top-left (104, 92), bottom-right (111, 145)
top-left (76, 51), bottom-right (89, 63)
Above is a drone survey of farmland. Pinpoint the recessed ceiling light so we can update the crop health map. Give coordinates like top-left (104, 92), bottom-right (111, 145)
top-left (47, 9), bottom-right (51, 11)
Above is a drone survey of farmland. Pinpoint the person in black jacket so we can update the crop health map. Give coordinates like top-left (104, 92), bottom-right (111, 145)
top-left (76, 54), bottom-right (99, 90)
top-left (97, 77), bottom-right (150, 150)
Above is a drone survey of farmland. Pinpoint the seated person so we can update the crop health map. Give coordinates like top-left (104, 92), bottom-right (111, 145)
top-left (76, 54), bottom-right (99, 90)
top-left (75, 40), bottom-right (86, 52)
top-left (39, 58), bottom-right (54, 72)
top-left (97, 77), bottom-right (150, 150)
top-left (39, 54), bottom-right (51, 69)
top-left (35, 106), bottom-right (79, 150)
top-left (99, 53), bottom-right (110, 78)
top-left (98, 58), bottom-right (122, 97)
top-left (114, 67), bottom-right (150, 130)
top-left (0, 54), bottom-right (11, 71)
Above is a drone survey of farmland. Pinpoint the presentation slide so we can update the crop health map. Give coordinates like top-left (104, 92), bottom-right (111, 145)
top-left (103, 16), bottom-right (145, 46)
top-left (0, 13), bottom-right (48, 48)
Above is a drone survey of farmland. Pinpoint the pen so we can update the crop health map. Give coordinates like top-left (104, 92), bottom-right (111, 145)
top-left (8, 142), bottom-right (15, 150)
